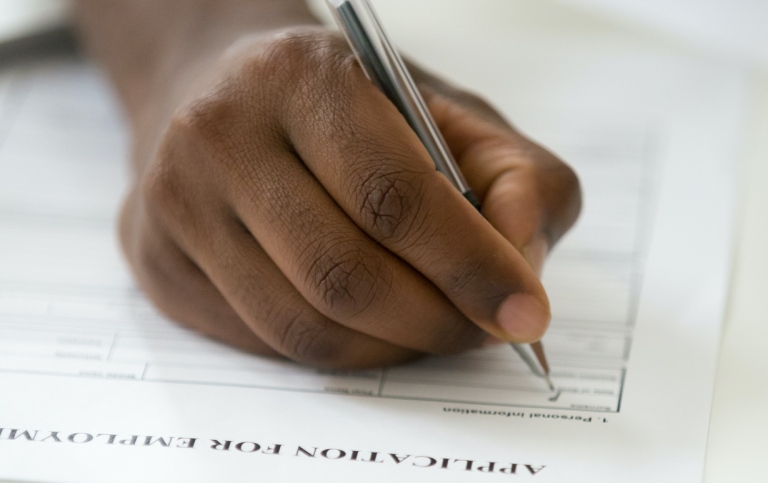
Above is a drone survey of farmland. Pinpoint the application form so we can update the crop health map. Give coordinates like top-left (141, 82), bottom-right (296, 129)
top-left (0, 1), bottom-right (747, 481)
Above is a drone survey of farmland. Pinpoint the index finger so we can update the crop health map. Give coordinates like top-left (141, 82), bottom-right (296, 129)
top-left (420, 87), bottom-right (582, 274)
top-left (281, 43), bottom-right (550, 343)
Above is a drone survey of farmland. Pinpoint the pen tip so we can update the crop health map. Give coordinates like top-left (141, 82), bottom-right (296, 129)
top-left (544, 374), bottom-right (556, 392)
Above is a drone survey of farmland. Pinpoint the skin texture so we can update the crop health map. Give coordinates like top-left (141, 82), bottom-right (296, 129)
top-left (73, 0), bottom-right (581, 369)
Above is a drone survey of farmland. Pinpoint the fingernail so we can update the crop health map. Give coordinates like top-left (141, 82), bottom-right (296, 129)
top-left (496, 293), bottom-right (550, 342)
top-left (522, 235), bottom-right (549, 276)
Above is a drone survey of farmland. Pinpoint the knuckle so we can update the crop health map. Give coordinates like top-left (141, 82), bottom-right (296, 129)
top-left (138, 138), bottom-right (215, 251)
top-left (139, 146), bottom-right (211, 244)
top-left (132, 233), bottom-right (162, 279)
top-left (277, 312), bottom-right (349, 367)
top-left (169, 96), bottom-right (280, 211)
top-left (141, 102), bottom-right (228, 217)
top-left (171, 93), bottom-right (240, 157)
top-left (534, 148), bottom-right (581, 194)
top-left (140, 156), bottom-right (185, 221)
top-left (165, 66), bottom-right (280, 178)
top-left (495, 141), bottom-right (583, 243)
top-left (259, 33), bottom-right (315, 83)
top-left (260, 29), bottom-right (354, 92)
top-left (129, 235), bottom-right (185, 320)
top-left (534, 151), bottom-right (583, 238)
top-left (304, 240), bottom-right (385, 320)
top-left (354, 164), bottom-right (427, 242)
top-left (553, 160), bottom-right (582, 202)
top-left (258, 29), bottom-right (359, 123)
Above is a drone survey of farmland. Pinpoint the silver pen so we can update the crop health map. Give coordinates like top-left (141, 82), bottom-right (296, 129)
top-left (326, 0), bottom-right (555, 392)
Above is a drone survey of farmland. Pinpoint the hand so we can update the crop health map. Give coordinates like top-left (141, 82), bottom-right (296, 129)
top-left (119, 28), bottom-right (581, 368)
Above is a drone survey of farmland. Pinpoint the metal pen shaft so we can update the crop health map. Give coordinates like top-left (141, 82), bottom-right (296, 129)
top-left (328, 0), bottom-right (476, 203)
top-left (327, 0), bottom-right (555, 392)
top-left (511, 341), bottom-right (554, 391)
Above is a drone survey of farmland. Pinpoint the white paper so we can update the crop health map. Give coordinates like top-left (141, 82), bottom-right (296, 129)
top-left (0, 1), bottom-right (747, 481)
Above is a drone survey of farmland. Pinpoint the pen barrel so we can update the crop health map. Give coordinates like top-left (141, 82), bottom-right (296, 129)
top-left (327, 0), bottom-right (474, 197)
top-left (329, 0), bottom-right (554, 392)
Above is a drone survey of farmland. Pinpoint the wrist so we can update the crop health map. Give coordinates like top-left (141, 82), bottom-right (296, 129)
top-left (74, 0), bottom-right (322, 174)
top-left (134, 2), bottom-right (321, 125)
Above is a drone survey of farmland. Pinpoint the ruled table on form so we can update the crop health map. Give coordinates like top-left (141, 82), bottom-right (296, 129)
top-left (0, 56), bottom-right (652, 413)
